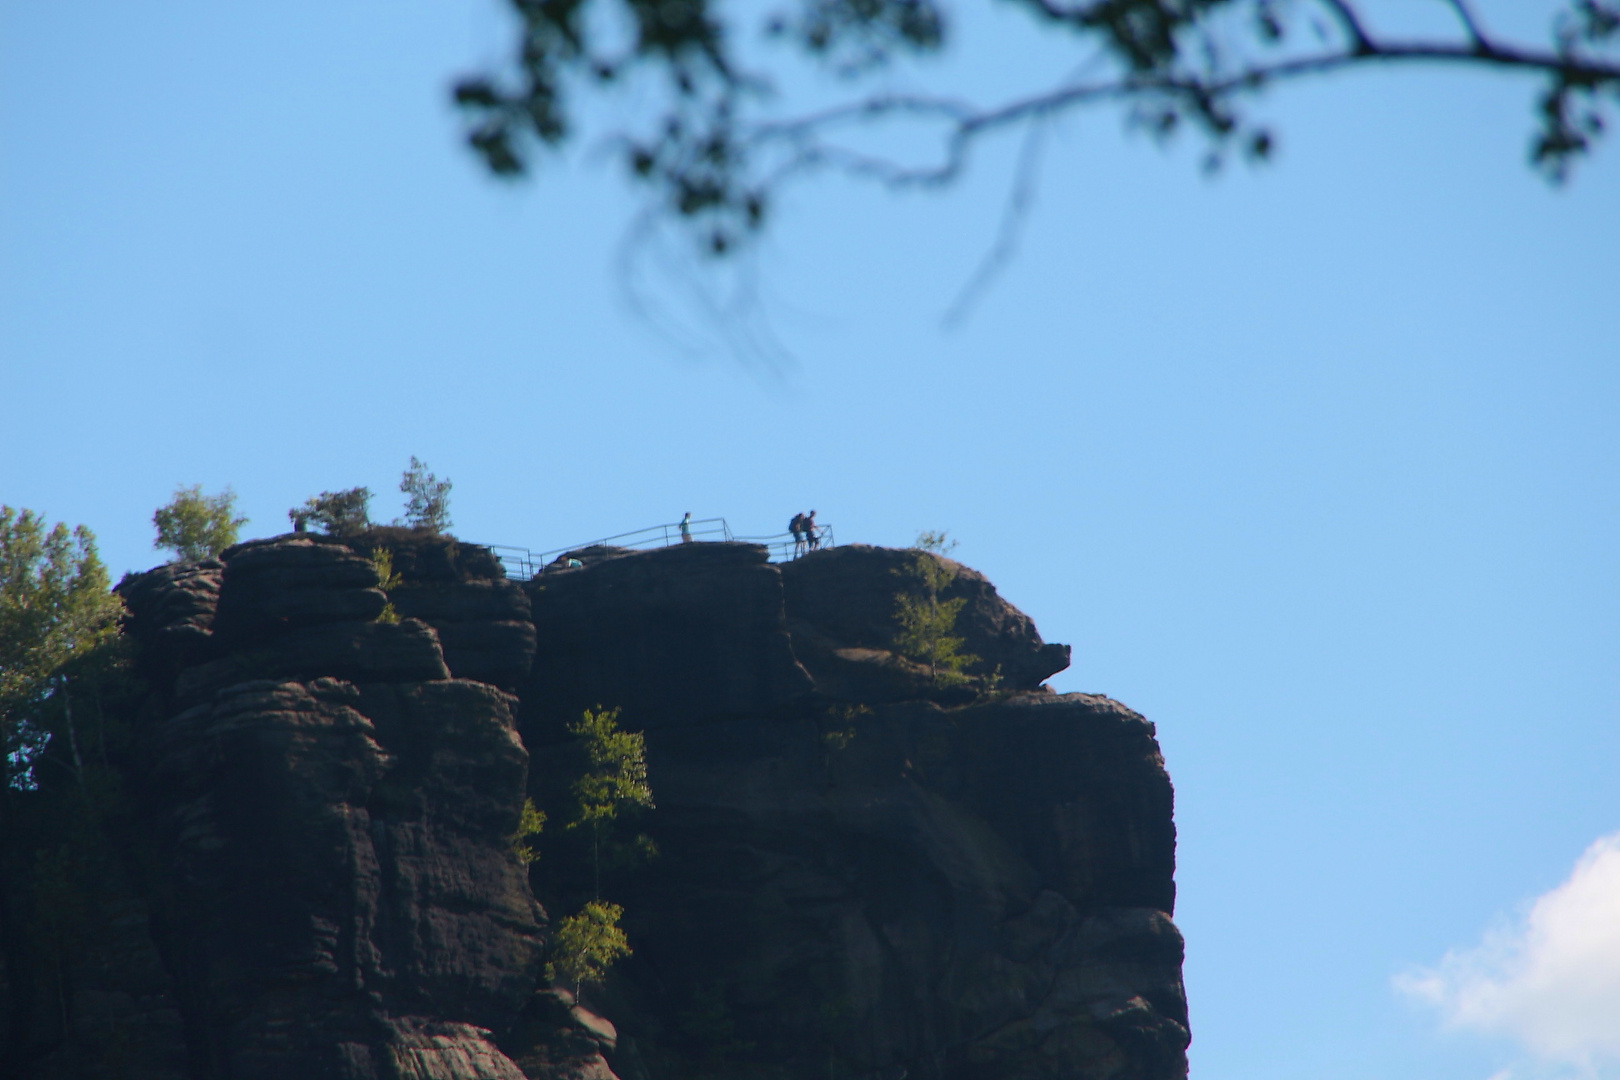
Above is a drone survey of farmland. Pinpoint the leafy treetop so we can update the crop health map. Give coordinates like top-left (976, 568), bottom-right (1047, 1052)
top-left (153, 484), bottom-right (247, 563)
top-left (568, 705), bottom-right (655, 830)
top-left (398, 457), bottom-right (453, 533)
top-left (547, 899), bottom-right (632, 997)
top-left (289, 488), bottom-right (372, 537)
top-left (1, 508), bottom-right (123, 789)
top-left (567, 705), bottom-right (655, 899)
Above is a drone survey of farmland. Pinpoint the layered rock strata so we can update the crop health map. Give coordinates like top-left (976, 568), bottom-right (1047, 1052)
top-left (3, 532), bottom-right (1185, 1080)
top-left (517, 543), bottom-right (1185, 1080)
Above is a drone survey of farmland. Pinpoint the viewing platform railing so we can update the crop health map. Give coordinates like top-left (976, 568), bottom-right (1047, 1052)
top-left (481, 518), bottom-right (834, 581)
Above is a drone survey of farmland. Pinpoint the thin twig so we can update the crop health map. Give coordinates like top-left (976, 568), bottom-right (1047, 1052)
top-left (941, 116), bottom-right (1049, 329)
top-left (1439, 0), bottom-right (1489, 49)
top-left (1316, 0), bottom-right (1376, 54)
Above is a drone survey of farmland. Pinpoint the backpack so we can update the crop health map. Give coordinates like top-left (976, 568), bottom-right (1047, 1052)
top-left (789, 514), bottom-right (804, 534)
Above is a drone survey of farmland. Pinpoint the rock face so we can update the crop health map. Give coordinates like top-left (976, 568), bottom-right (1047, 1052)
top-left (518, 544), bottom-right (1185, 1080)
top-left (1, 533), bottom-right (1185, 1080)
top-left (780, 545), bottom-right (1072, 694)
top-left (100, 533), bottom-right (547, 1079)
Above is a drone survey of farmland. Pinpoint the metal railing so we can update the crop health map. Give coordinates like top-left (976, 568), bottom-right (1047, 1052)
top-left (731, 526), bottom-right (836, 563)
top-left (479, 518), bottom-right (834, 581)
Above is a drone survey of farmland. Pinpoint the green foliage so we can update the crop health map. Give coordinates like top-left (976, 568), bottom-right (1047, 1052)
top-left (1, 508), bottom-right (123, 789)
top-left (892, 538), bottom-right (978, 685)
top-left (369, 547), bottom-right (403, 591)
top-left (819, 703), bottom-right (869, 753)
top-left (913, 529), bottom-right (958, 556)
top-left (369, 547), bottom-right (403, 623)
top-left (510, 797), bottom-right (547, 865)
top-left (398, 456), bottom-right (453, 533)
top-left (566, 705), bottom-right (654, 898)
top-left (568, 706), bottom-right (655, 829)
top-left (288, 487), bottom-right (371, 536)
top-left (456, 0), bottom-right (1620, 258)
top-left (547, 899), bottom-right (631, 996)
top-left (152, 484), bottom-right (246, 562)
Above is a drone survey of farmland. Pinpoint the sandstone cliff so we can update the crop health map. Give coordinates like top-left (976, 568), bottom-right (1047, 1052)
top-left (0, 534), bottom-right (1186, 1080)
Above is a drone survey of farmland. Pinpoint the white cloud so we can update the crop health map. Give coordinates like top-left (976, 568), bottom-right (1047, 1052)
top-left (1396, 832), bottom-right (1620, 1077)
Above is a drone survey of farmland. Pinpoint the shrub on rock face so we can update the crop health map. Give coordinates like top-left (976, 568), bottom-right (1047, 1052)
top-left (510, 797), bottom-right (547, 865)
top-left (370, 548), bottom-right (402, 624)
top-left (547, 900), bottom-right (630, 998)
top-left (288, 487), bottom-right (371, 536)
top-left (566, 706), bottom-right (655, 898)
top-left (153, 485), bottom-right (246, 562)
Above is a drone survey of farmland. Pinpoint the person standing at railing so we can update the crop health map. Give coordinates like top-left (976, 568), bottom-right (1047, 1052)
top-left (680, 511), bottom-right (693, 543)
top-left (804, 510), bottom-right (821, 552)
top-left (789, 512), bottom-right (806, 557)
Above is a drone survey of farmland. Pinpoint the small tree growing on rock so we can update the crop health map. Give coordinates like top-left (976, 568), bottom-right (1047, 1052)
top-left (369, 548), bottom-right (402, 624)
top-left (153, 485), bottom-right (247, 562)
top-left (547, 899), bottom-right (631, 999)
top-left (288, 487), bottom-right (371, 536)
top-left (544, 706), bottom-right (654, 1001)
top-left (566, 705), bottom-right (654, 900)
top-left (893, 531), bottom-right (978, 685)
top-left (398, 457), bottom-right (452, 533)
top-left (509, 797), bottom-right (547, 865)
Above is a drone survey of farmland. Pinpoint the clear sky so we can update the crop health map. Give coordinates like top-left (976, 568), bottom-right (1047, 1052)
top-left (2, 3), bottom-right (1616, 1079)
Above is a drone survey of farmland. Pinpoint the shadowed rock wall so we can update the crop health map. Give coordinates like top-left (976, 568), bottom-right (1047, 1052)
top-left (1, 533), bottom-right (1185, 1080)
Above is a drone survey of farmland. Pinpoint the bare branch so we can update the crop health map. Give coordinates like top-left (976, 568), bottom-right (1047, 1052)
top-left (1316, 0), bottom-right (1375, 55)
top-left (1439, 0), bottom-right (1489, 49)
top-left (941, 118), bottom-right (1048, 329)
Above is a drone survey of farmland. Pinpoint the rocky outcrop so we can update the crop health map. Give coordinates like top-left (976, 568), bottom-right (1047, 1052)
top-left (102, 533), bottom-right (550, 1079)
top-left (4, 532), bottom-right (1184, 1080)
top-left (524, 543), bottom-right (813, 728)
top-left (517, 546), bottom-right (1184, 1080)
top-left (781, 545), bottom-right (1071, 693)
top-left (596, 692), bottom-right (1185, 1080)
top-left (117, 557), bottom-right (224, 677)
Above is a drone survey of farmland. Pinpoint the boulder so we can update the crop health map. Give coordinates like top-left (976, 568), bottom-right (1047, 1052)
top-left (117, 558), bottom-right (224, 675)
top-left (780, 545), bottom-right (1071, 690)
top-left (213, 537), bottom-right (387, 642)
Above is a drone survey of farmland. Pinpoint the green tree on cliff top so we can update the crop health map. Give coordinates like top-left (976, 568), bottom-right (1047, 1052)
top-left (153, 484), bottom-right (247, 563)
top-left (398, 457), bottom-right (452, 533)
top-left (288, 487), bottom-right (371, 536)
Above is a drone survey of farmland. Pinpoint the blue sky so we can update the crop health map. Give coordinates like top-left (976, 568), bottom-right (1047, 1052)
top-left (2, 2), bottom-right (1616, 1078)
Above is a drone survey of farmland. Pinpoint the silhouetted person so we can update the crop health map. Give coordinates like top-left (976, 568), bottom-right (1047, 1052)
top-left (789, 512), bottom-right (806, 556)
top-left (680, 511), bottom-right (693, 543)
top-left (804, 510), bottom-right (820, 551)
